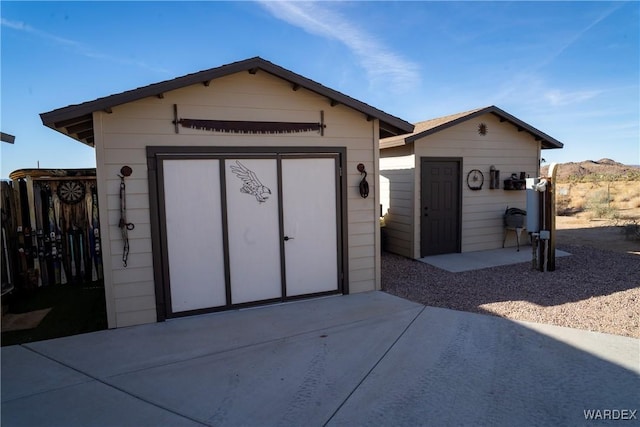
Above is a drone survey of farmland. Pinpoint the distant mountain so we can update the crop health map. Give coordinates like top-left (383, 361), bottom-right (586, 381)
top-left (541, 159), bottom-right (640, 182)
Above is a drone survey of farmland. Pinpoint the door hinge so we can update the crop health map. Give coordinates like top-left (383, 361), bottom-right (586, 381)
top-left (339, 167), bottom-right (342, 177)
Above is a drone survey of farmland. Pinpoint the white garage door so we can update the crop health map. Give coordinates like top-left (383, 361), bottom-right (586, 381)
top-left (282, 158), bottom-right (338, 296)
top-left (159, 152), bottom-right (343, 317)
top-left (163, 159), bottom-right (226, 312)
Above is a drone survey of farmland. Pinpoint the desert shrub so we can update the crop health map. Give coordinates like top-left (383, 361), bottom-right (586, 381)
top-left (585, 189), bottom-right (617, 219)
top-left (563, 171), bottom-right (640, 183)
top-left (624, 189), bottom-right (640, 209)
top-left (624, 221), bottom-right (640, 241)
top-left (588, 205), bottom-right (618, 219)
top-left (556, 195), bottom-right (572, 215)
top-left (613, 218), bottom-right (640, 241)
top-left (556, 198), bottom-right (567, 213)
top-left (556, 194), bottom-right (583, 215)
top-left (608, 186), bottom-right (638, 209)
top-left (556, 180), bottom-right (638, 216)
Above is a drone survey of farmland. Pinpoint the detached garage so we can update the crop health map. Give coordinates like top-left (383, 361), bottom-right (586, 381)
top-left (380, 106), bottom-right (563, 259)
top-left (41, 57), bottom-right (413, 328)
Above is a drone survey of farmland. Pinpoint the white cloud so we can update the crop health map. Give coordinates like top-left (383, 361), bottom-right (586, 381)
top-left (1, 17), bottom-right (170, 75)
top-left (1, 17), bottom-right (80, 47)
top-left (490, 3), bottom-right (627, 109)
top-left (257, 1), bottom-right (421, 93)
top-left (538, 3), bottom-right (625, 72)
top-left (490, 71), bottom-right (606, 111)
top-left (544, 89), bottom-right (602, 106)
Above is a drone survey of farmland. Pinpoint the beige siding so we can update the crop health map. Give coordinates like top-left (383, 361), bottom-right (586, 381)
top-left (380, 153), bottom-right (415, 258)
top-left (412, 113), bottom-right (540, 256)
top-left (94, 71), bottom-right (381, 327)
top-left (93, 112), bottom-right (116, 327)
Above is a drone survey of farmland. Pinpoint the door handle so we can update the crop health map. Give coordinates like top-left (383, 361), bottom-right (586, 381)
top-left (284, 236), bottom-right (294, 241)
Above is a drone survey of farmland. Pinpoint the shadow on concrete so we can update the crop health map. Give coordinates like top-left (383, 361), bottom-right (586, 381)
top-left (328, 305), bottom-right (640, 426)
top-left (1, 293), bottom-right (638, 426)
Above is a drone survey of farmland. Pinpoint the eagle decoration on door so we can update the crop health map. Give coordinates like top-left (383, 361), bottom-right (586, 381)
top-left (230, 161), bottom-right (272, 203)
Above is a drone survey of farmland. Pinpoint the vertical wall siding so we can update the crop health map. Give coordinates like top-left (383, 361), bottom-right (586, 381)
top-left (380, 151), bottom-right (415, 258)
top-left (94, 71), bottom-right (380, 327)
top-left (412, 113), bottom-right (539, 255)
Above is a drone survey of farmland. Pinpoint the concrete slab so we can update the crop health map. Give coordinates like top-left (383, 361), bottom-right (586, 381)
top-left (1, 345), bottom-right (91, 402)
top-left (107, 308), bottom-right (423, 426)
top-left (25, 291), bottom-right (422, 378)
top-left (328, 306), bottom-right (640, 426)
top-left (514, 319), bottom-right (640, 374)
top-left (1, 381), bottom-right (203, 426)
top-left (420, 247), bottom-right (571, 272)
top-left (3, 292), bottom-right (638, 426)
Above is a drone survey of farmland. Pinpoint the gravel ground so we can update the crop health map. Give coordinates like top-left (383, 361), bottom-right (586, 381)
top-left (382, 245), bottom-right (639, 338)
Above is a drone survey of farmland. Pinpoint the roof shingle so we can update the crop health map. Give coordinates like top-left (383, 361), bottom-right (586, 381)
top-left (380, 106), bottom-right (563, 150)
top-left (41, 57), bottom-right (414, 146)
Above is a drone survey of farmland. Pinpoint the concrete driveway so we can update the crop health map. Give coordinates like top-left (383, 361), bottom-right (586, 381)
top-left (2, 292), bottom-right (638, 426)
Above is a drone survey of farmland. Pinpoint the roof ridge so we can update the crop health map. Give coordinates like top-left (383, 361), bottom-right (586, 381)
top-left (413, 106), bottom-right (491, 127)
top-left (381, 105), bottom-right (563, 150)
top-left (40, 56), bottom-right (413, 146)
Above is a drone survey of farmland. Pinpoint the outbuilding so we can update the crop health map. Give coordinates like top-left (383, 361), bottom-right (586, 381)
top-left (380, 106), bottom-right (563, 259)
top-left (41, 57), bottom-right (414, 328)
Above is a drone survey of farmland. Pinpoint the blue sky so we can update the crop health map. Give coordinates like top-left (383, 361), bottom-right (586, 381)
top-left (1, 1), bottom-right (638, 178)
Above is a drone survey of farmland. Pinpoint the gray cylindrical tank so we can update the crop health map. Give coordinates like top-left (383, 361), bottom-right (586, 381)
top-left (526, 178), bottom-right (540, 232)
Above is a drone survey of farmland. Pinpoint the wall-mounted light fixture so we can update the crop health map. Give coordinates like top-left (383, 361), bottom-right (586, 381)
top-left (357, 163), bottom-right (369, 198)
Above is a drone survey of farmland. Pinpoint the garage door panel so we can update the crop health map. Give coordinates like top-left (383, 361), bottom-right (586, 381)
top-left (282, 158), bottom-right (338, 296)
top-left (225, 159), bottom-right (282, 304)
top-left (163, 159), bottom-right (226, 312)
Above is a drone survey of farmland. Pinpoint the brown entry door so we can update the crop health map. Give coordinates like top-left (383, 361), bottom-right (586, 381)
top-left (420, 158), bottom-right (461, 257)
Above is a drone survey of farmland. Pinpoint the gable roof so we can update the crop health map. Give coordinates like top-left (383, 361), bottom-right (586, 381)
top-left (40, 57), bottom-right (414, 147)
top-left (380, 105), bottom-right (563, 150)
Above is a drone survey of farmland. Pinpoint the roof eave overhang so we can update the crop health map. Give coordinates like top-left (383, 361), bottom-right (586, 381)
top-left (1, 132), bottom-right (16, 144)
top-left (40, 57), bottom-right (414, 146)
top-left (380, 137), bottom-right (409, 150)
top-left (487, 107), bottom-right (563, 149)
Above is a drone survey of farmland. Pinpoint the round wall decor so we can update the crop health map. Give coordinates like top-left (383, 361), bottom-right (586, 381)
top-left (478, 122), bottom-right (488, 136)
top-left (466, 169), bottom-right (484, 190)
top-left (57, 180), bottom-right (86, 204)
